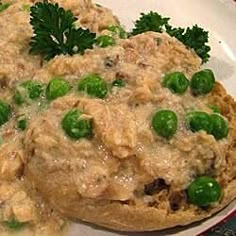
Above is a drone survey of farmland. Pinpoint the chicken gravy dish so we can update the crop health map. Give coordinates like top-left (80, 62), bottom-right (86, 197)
top-left (0, 0), bottom-right (235, 234)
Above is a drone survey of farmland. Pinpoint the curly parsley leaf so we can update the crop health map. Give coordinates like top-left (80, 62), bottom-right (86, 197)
top-left (180, 26), bottom-right (210, 63)
top-left (131, 11), bottom-right (170, 35)
top-left (29, 1), bottom-right (96, 60)
top-left (165, 24), bottom-right (185, 40)
top-left (131, 12), bottom-right (211, 63)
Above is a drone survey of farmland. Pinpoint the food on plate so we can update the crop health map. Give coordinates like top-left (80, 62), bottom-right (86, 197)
top-left (0, 0), bottom-right (235, 234)
top-left (24, 32), bottom-right (236, 231)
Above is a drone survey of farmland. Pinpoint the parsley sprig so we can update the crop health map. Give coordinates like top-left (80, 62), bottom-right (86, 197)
top-left (132, 12), bottom-right (170, 35)
top-left (131, 11), bottom-right (210, 63)
top-left (29, 1), bottom-right (96, 60)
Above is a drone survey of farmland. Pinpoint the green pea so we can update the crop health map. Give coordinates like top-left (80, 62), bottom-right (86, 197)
top-left (187, 176), bottom-right (222, 207)
top-left (191, 69), bottom-right (215, 95)
top-left (14, 80), bottom-right (44, 105)
top-left (0, 3), bottom-right (11, 13)
top-left (78, 74), bottom-right (108, 98)
top-left (22, 80), bottom-right (43, 100)
top-left (46, 77), bottom-right (71, 101)
top-left (96, 35), bottom-right (116, 48)
top-left (108, 25), bottom-right (128, 39)
top-left (208, 104), bottom-right (221, 114)
top-left (152, 110), bottom-right (178, 139)
top-left (5, 218), bottom-right (26, 230)
top-left (112, 79), bottom-right (126, 87)
top-left (187, 111), bottom-right (212, 134)
top-left (210, 114), bottom-right (229, 140)
top-left (13, 92), bottom-right (25, 105)
top-left (163, 72), bottom-right (189, 94)
top-left (62, 109), bottom-right (93, 140)
top-left (17, 119), bottom-right (27, 131)
top-left (0, 101), bottom-right (11, 126)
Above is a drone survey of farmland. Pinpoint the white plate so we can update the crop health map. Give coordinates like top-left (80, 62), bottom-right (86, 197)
top-left (69, 1), bottom-right (236, 235)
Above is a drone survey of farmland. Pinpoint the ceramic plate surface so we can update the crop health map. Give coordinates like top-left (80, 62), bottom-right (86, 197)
top-left (69, 1), bottom-right (236, 235)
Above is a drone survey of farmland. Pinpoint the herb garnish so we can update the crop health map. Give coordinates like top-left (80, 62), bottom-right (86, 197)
top-left (29, 1), bottom-right (96, 60)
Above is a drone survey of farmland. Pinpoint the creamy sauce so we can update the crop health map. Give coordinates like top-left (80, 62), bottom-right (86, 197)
top-left (25, 32), bottom-right (231, 218)
top-left (0, 0), bottom-right (234, 235)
